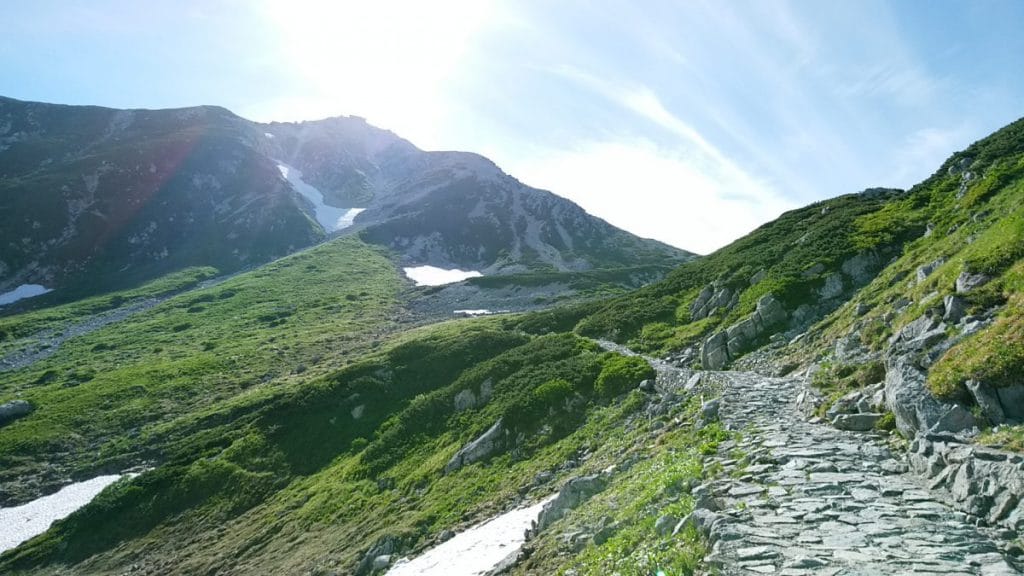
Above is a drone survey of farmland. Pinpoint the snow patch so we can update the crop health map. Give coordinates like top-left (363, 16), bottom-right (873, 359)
top-left (0, 475), bottom-right (132, 553)
top-left (264, 132), bottom-right (275, 139)
top-left (454, 309), bottom-right (509, 317)
top-left (276, 163), bottom-right (364, 232)
top-left (386, 497), bottom-right (552, 576)
top-left (404, 266), bottom-right (482, 286)
top-left (0, 284), bottom-right (52, 306)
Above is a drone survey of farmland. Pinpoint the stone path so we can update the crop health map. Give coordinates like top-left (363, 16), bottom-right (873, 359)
top-left (695, 371), bottom-right (1022, 576)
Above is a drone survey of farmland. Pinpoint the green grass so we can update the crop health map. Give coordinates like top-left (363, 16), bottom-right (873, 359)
top-left (513, 394), bottom-right (729, 576)
top-left (978, 425), bottom-right (1024, 453)
top-left (0, 236), bottom-right (403, 504)
top-left (1, 309), bottom-right (659, 574)
top-left (0, 266), bottom-right (218, 349)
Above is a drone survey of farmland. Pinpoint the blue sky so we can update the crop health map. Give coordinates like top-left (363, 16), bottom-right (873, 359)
top-left (3, 1), bottom-right (1023, 253)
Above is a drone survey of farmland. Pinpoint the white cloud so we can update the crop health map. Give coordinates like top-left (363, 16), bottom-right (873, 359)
top-left (510, 138), bottom-right (796, 255)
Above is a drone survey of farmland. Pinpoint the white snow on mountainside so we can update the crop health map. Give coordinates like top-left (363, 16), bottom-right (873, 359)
top-left (276, 163), bottom-right (365, 232)
top-left (0, 284), bottom-right (52, 306)
top-left (403, 266), bottom-right (483, 286)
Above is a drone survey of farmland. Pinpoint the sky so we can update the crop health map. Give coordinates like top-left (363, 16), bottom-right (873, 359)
top-left (2, 1), bottom-right (1023, 254)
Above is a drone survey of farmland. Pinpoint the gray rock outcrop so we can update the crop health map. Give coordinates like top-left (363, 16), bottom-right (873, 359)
top-left (691, 282), bottom-right (739, 321)
top-left (884, 354), bottom-right (976, 437)
top-left (956, 270), bottom-right (991, 293)
top-left (700, 295), bottom-right (787, 370)
top-left (0, 400), bottom-right (33, 426)
top-left (534, 473), bottom-right (609, 532)
top-left (444, 419), bottom-right (508, 474)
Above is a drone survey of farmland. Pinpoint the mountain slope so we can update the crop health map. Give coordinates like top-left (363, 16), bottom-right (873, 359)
top-left (0, 96), bottom-right (323, 300)
top-left (0, 96), bottom-right (691, 303)
top-left (3, 104), bottom-right (1023, 575)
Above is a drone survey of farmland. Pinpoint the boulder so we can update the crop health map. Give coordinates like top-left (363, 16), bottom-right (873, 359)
top-left (916, 258), bottom-right (945, 284)
top-left (372, 555), bottom-right (393, 571)
top-left (755, 294), bottom-right (787, 328)
top-left (726, 317), bottom-right (759, 358)
top-left (0, 400), bottom-right (33, 426)
top-left (819, 273), bottom-right (844, 300)
top-left (956, 270), bottom-right (990, 294)
top-left (453, 388), bottom-right (477, 412)
top-left (654, 514), bottom-right (678, 536)
top-left (841, 251), bottom-right (881, 286)
top-left (943, 295), bottom-right (967, 323)
top-left (967, 380), bottom-right (1006, 425)
top-left (700, 399), bottom-right (720, 423)
top-left (884, 355), bottom-right (976, 437)
top-left (997, 385), bottom-right (1024, 422)
top-left (535, 473), bottom-right (609, 531)
top-left (445, 419), bottom-right (507, 474)
top-left (701, 332), bottom-right (730, 370)
top-left (673, 508), bottom-right (723, 540)
top-left (832, 413), bottom-right (882, 431)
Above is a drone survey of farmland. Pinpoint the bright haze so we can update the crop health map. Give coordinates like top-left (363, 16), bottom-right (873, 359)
top-left (3, 0), bottom-right (1023, 254)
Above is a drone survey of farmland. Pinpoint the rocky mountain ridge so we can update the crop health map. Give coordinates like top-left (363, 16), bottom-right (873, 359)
top-left (0, 96), bottom-right (689, 303)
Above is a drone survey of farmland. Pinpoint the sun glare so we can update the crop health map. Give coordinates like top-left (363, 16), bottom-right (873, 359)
top-left (261, 0), bottom-right (496, 147)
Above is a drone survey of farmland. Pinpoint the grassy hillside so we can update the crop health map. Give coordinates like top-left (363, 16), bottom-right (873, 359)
top-left (0, 236), bottom-right (403, 505)
top-left (3, 116), bottom-right (1024, 575)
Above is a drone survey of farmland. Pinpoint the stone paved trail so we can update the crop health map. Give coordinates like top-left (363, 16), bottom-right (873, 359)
top-left (694, 371), bottom-right (1022, 576)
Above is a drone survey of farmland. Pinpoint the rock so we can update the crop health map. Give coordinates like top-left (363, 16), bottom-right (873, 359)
top-left (943, 295), bottom-right (967, 323)
top-left (355, 536), bottom-right (401, 576)
top-left (701, 331), bottom-right (730, 370)
top-left (445, 419), bottom-right (507, 474)
top-left (535, 473), bottom-right (609, 531)
top-left (885, 354), bottom-right (976, 437)
top-left (832, 413), bottom-right (882, 431)
top-left (835, 332), bottom-right (863, 361)
top-left (692, 483), bottom-right (720, 512)
top-left (0, 400), bottom-right (33, 426)
top-left (684, 372), bottom-right (702, 392)
top-left (956, 270), bottom-right (991, 294)
top-left (480, 378), bottom-right (494, 404)
top-left (673, 508), bottom-right (722, 540)
top-left (996, 385), bottom-right (1024, 422)
top-left (691, 283), bottom-right (738, 321)
top-left (916, 258), bottom-right (945, 284)
top-left (842, 251), bottom-right (881, 286)
top-left (533, 470), bottom-right (554, 486)
top-left (819, 273), bottom-right (844, 299)
top-left (637, 379), bottom-right (655, 393)
top-left (654, 514), bottom-right (678, 536)
top-left (351, 404), bottom-right (365, 420)
top-left (755, 294), bottom-right (787, 328)
top-left (750, 269), bottom-right (767, 285)
top-left (454, 388), bottom-right (477, 411)
top-left (726, 317), bottom-right (760, 358)
top-left (592, 523), bottom-right (618, 546)
top-left (968, 380), bottom-right (1006, 425)
top-left (372, 555), bottom-right (392, 571)
top-left (700, 399), bottom-right (721, 422)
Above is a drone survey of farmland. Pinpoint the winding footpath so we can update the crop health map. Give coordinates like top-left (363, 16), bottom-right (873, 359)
top-left (691, 370), bottom-right (1021, 576)
top-left (591, 341), bottom-right (1024, 574)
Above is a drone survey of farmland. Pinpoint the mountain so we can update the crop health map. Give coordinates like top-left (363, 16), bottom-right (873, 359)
top-left (1, 112), bottom-right (1023, 576)
top-left (0, 96), bottom-right (690, 303)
